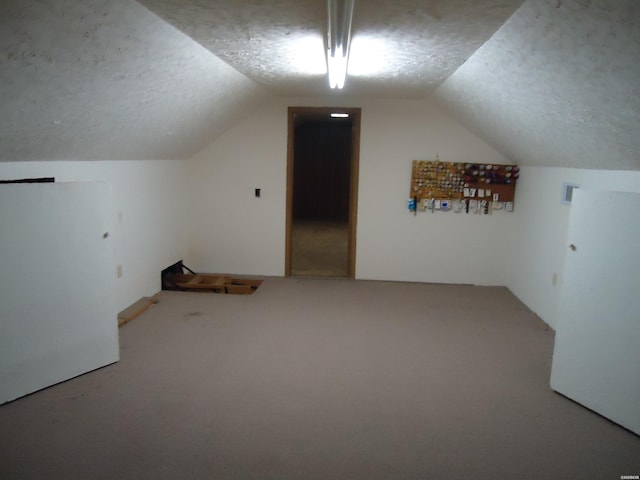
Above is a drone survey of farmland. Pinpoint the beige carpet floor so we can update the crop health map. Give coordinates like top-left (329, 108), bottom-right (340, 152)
top-left (1, 277), bottom-right (638, 479)
top-left (291, 221), bottom-right (349, 277)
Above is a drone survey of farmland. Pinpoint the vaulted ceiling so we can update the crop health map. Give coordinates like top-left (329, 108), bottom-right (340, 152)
top-left (434, 0), bottom-right (640, 171)
top-left (1, 0), bottom-right (638, 170)
top-left (137, 0), bottom-right (522, 97)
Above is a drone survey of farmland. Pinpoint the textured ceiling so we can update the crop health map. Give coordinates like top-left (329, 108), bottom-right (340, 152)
top-left (0, 0), bottom-right (268, 161)
top-left (0, 0), bottom-right (638, 170)
top-left (137, 0), bottom-right (524, 97)
top-left (434, 0), bottom-right (640, 171)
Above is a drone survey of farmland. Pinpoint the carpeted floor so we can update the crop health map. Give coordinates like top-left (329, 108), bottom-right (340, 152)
top-left (291, 220), bottom-right (349, 277)
top-left (1, 277), bottom-right (638, 479)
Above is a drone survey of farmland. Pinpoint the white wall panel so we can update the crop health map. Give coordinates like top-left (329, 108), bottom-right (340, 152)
top-left (0, 183), bottom-right (118, 403)
top-left (0, 160), bottom-right (189, 311)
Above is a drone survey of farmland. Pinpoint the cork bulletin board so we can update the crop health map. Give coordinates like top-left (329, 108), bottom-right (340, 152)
top-left (409, 158), bottom-right (519, 213)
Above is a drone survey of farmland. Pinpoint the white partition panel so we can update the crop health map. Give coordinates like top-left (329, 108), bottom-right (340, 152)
top-left (550, 189), bottom-right (640, 434)
top-left (0, 182), bottom-right (118, 403)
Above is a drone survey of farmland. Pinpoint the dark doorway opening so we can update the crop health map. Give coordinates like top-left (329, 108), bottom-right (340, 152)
top-left (286, 107), bottom-right (361, 277)
top-left (293, 118), bottom-right (352, 223)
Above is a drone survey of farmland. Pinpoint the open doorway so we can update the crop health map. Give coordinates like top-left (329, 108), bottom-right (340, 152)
top-left (285, 107), bottom-right (361, 278)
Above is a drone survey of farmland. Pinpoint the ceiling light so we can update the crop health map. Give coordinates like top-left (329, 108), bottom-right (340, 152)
top-left (327, 0), bottom-right (354, 89)
top-left (330, 113), bottom-right (350, 118)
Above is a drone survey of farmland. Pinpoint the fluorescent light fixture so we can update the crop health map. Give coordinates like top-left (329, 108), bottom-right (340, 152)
top-left (330, 113), bottom-right (350, 118)
top-left (327, 0), bottom-right (354, 89)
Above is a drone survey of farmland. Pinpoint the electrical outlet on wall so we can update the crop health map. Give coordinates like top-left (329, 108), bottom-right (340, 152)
top-left (117, 264), bottom-right (123, 278)
top-left (552, 273), bottom-right (558, 286)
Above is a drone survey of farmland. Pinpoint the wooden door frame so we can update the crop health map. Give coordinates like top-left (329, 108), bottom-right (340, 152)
top-left (285, 106), bottom-right (361, 278)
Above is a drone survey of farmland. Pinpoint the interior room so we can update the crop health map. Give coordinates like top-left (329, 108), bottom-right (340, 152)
top-left (1, 1), bottom-right (639, 479)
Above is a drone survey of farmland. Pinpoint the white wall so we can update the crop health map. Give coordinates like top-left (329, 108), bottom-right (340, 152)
top-left (504, 166), bottom-right (640, 329)
top-left (2, 126), bottom-right (637, 333)
top-left (187, 98), bottom-right (640, 331)
top-left (355, 99), bottom-right (512, 285)
top-left (0, 160), bottom-right (189, 310)
top-left (188, 102), bottom-right (289, 275)
top-left (188, 97), bottom-right (514, 284)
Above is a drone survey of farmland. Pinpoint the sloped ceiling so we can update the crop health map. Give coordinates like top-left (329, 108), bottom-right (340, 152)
top-left (0, 0), bottom-right (269, 161)
top-left (137, 0), bottom-right (523, 97)
top-left (434, 0), bottom-right (640, 171)
top-left (0, 0), bottom-right (638, 170)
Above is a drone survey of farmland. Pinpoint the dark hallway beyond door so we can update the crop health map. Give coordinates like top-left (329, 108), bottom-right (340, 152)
top-left (292, 118), bottom-right (352, 223)
top-left (289, 109), bottom-right (356, 277)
